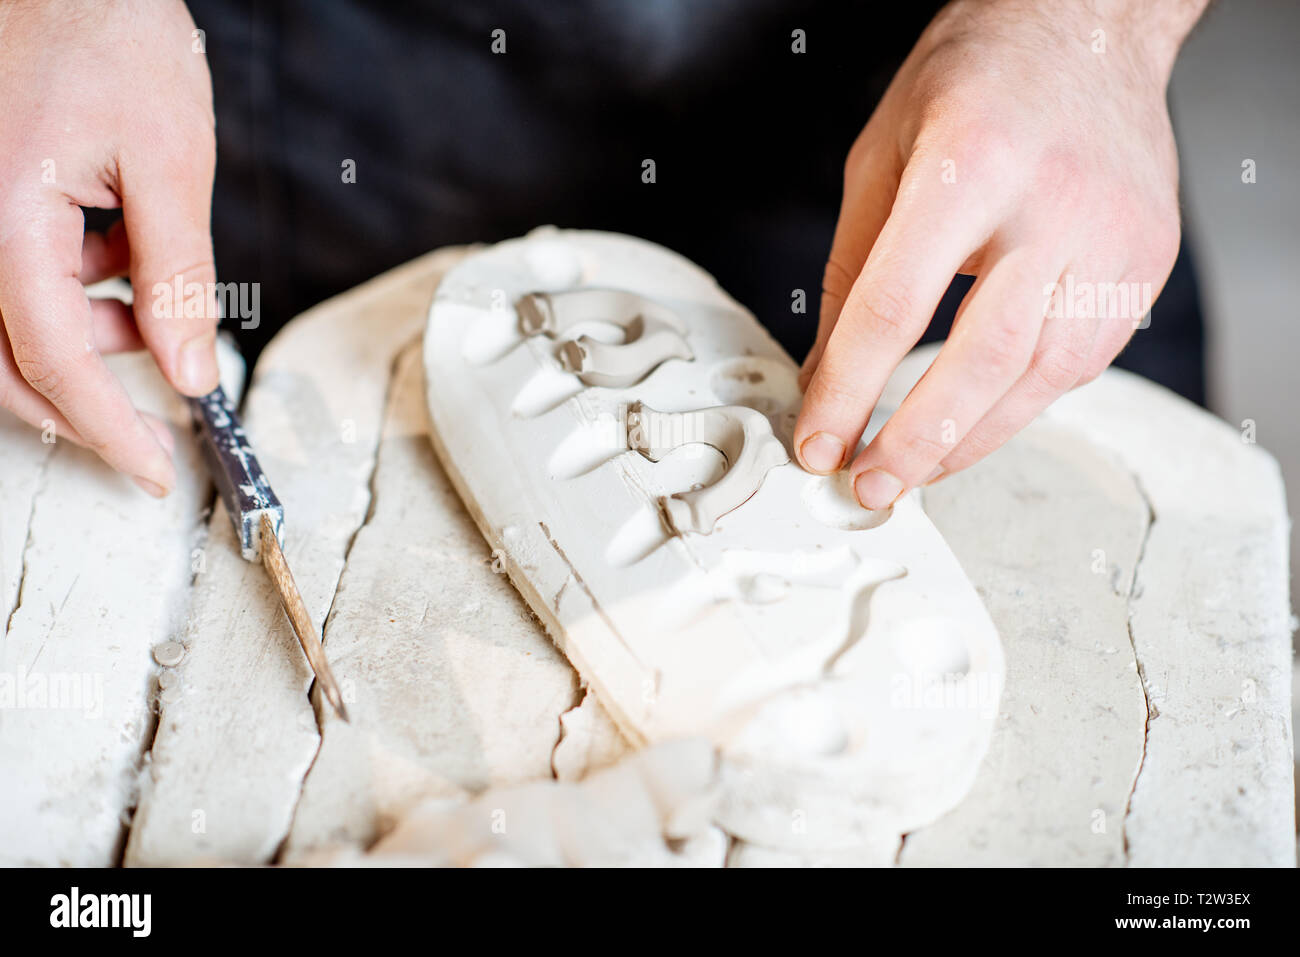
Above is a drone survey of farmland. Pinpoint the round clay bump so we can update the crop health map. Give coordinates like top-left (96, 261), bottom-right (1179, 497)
top-left (890, 617), bottom-right (972, 677)
top-left (152, 640), bottom-right (186, 667)
top-left (801, 472), bottom-right (894, 531)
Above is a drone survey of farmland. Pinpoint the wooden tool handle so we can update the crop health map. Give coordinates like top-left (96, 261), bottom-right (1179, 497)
top-left (260, 514), bottom-right (350, 723)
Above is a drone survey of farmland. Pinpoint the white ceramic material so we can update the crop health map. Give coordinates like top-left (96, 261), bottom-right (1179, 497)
top-left (424, 229), bottom-right (1005, 848)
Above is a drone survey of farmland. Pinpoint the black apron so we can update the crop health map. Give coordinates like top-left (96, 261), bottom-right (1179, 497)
top-left (181, 0), bottom-right (1205, 402)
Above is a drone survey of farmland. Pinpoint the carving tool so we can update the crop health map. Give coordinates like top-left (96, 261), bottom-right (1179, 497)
top-left (188, 386), bottom-right (351, 722)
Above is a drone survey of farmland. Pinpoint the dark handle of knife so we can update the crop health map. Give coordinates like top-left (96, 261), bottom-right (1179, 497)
top-left (187, 386), bottom-right (284, 562)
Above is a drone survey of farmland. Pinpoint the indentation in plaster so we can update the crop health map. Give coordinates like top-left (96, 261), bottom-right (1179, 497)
top-left (517, 288), bottom-right (693, 389)
top-left (628, 402), bottom-right (789, 536)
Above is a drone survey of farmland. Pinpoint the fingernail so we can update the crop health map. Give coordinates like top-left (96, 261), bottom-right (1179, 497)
top-left (854, 469), bottom-right (904, 510)
top-left (798, 431), bottom-right (847, 474)
top-left (924, 465), bottom-right (946, 485)
top-left (178, 334), bottom-right (219, 395)
top-left (133, 475), bottom-right (170, 498)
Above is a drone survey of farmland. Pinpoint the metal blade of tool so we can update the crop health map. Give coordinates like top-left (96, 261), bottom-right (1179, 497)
top-left (188, 387), bottom-right (350, 721)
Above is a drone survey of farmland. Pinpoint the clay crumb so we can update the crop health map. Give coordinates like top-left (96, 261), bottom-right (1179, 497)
top-left (152, 641), bottom-right (186, 667)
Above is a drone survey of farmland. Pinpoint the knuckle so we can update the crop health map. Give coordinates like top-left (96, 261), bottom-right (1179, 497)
top-left (76, 429), bottom-right (117, 459)
top-left (170, 256), bottom-right (218, 282)
top-left (873, 423), bottom-right (956, 473)
top-left (1074, 364), bottom-right (1105, 388)
top-left (1075, 349), bottom-right (1121, 388)
top-left (809, 368), bottom-right (870, 410)
top-left (1035, 149), bottom-right (1084, 185)
top-left (140, 118), bottom-right (216, 190)
top-left (170, 97), bottom-right (218, 151)
top-left (1033, 148), bottom-right (1085, 187)
top-left (852, 284), bottom-right (917, 340)
top-left (142, 256), bottom-right (218, 301)
top-left (965, 130), bottom-right (1018, 181)
top-left (945, 430), bottom-right (999, 469)
top-left (13, 349), bottom-right (66, 402)
top-left (1027, 348), bottom-right (1082, 394)
top-left (927, 122), bottom-right (1019, 190)
top-left (887, 425), bottom-right (954, 466)
top-left (1118, 197), bottom-right (1180, 273)
top-left (1096, 320), bottom-right (1135, 359)
top-left (1056, 322), bottom-right (1097, 366)
top-left (164, 144), bottom-right (214, 188)
top-left (1033, 151), bottom-right (1089, 211)
top-left (977, 320), bottom-right (1034, 380)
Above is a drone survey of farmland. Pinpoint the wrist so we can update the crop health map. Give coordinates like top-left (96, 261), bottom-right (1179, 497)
top-left (1119, 0), bottom-right (1211, 80)
top-left (937, 0), bottom-right (1209, 83)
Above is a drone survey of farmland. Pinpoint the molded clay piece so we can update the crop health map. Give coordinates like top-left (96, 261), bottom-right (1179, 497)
top-left (517, 288), bottom-right (693, 388)
top-left (423, 229), bottom-right (1004, 850)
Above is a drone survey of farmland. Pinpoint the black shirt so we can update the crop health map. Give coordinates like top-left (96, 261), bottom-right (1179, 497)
top-left (184, 0), bottom-right (1205, 401)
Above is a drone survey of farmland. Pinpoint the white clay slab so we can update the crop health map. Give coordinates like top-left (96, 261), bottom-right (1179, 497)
top-left (424, 229), bottom-right (1004, 848)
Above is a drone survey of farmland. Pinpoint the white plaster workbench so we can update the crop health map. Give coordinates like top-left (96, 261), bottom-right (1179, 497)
top-left (0, 248), bottom-right (1293, 866)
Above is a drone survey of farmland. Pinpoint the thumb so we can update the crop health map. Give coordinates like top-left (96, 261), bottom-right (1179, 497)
top-left (120, 135), bottom-right (221, 397)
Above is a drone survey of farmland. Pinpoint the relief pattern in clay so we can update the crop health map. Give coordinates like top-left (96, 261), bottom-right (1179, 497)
top-left (424, 228), bottom-right (1005, 850)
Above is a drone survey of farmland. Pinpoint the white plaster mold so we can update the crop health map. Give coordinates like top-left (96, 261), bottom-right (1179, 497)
top-left (423, 229), bottom-right (1006, 849)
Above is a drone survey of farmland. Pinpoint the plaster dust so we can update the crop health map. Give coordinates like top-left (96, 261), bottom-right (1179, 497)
top-left (423, 229), bottom-right (1006, 852)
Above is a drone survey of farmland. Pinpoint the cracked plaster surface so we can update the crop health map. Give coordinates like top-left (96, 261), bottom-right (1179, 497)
top-left (3, 256), bottom-right (1288, 867)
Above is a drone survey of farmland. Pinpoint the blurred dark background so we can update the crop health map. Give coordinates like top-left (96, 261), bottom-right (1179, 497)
top-left (172, 0), bottom-right (1206, 402)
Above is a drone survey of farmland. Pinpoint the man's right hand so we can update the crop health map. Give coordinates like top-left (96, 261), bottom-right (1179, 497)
top-left (0, 0), bottom-right (219, 496)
